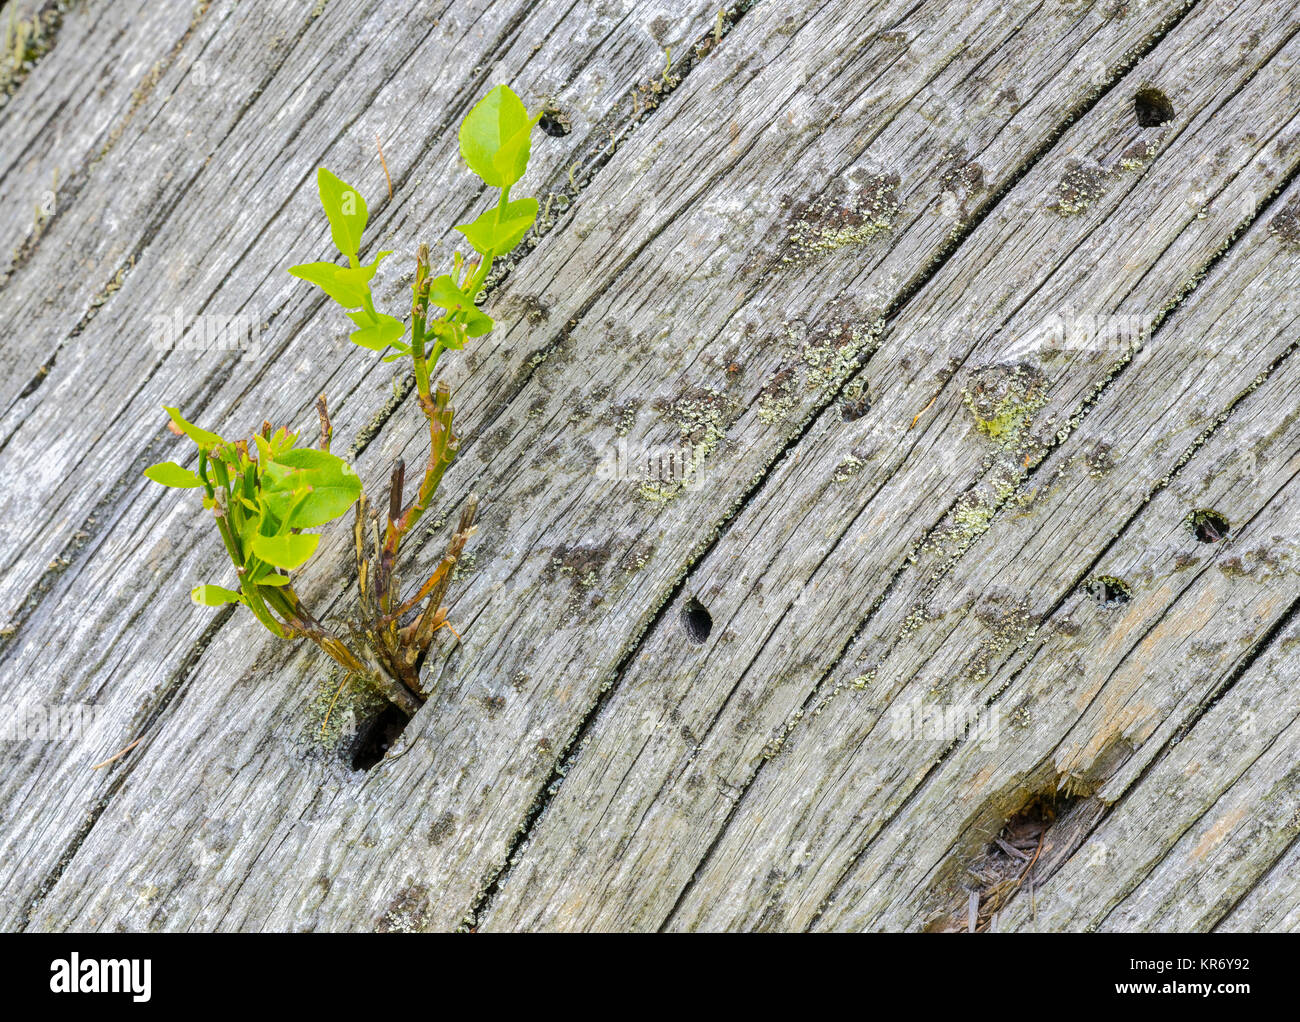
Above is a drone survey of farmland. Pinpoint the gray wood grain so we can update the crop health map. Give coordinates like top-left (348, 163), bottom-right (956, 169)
top-left (482, 0), bottom-right (1300, 931)
top-left (1, 0), bottom-right (729, 928)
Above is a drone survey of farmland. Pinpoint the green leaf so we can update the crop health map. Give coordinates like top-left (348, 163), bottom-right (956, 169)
top-left (273, 447), bottom-right (349, 474)
top-left (455, 197), bottom-right (539, 256)
top-left (253, 432), bottom-right (274, 467)
top-left (191, 584), bottom-right (246, 607)
top-left (263, 448), bottom-right (362, 528)
top-left (237, 511), bottom-right (262, 560)
top-left (428, 276), bottom-right (493, 336)
top-left (164, 406), bottom-right (224, 448)
top-left (427, 274), bottom-right (472, 311)
top-left (493, 121), bottom-right (538, 187)
top-left (144, 461), bottom-right (203, 488)
top-left (247, 560), bottom-right (292, 587)
top-left (464, 306), bottom-right (493, 337)
top-left (346, 310), bottom-right (407, 351)
top-left (317, 167), bottom-right (368, 260)
top-left (459, 84), bottom-right (538, 187)
top-left (288, 250), bottom-right (389, 308)
top-left (429, 318), bottom-right (466, 350)
top-left (293, 486), bottom-right (361, 528)
top-left (251, 532), bottom-right (321, 570)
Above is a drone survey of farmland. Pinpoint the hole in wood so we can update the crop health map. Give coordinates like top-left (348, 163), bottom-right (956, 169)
top-left (959, 791), bottom-right (1079, 933)
top-left (350, 704), bottom-right (410, 771)
top-left (1086, 575), bottom-right (1131, 608)
top-left (1133, 87), bottom-right (1174, 127)
top-left (1188, 508), bottom-right (1230, 544)
top-left (682, 598), bottom-right (713, 643)
top-left (840, 383), bottom-right (870, 421)
top-left (538, 109), bottom-right (571, 137)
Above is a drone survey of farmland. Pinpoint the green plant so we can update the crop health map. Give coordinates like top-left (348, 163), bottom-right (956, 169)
top-left (146, 85), bottom-right (542, 717)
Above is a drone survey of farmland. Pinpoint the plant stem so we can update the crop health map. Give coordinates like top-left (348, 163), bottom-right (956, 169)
top-left (263, 583), bottom-right (421, 716)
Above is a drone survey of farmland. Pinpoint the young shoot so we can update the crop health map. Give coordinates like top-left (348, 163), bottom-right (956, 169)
top-left (146, 84), bottom-right (543, 720)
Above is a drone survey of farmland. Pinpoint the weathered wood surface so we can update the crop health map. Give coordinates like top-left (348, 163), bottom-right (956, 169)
top-left (0, 0), bottom-right (1296, 932)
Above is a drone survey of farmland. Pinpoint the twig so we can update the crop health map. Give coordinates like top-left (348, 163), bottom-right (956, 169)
top-left (91, 737), bottom-right (142, 770)
top-left (316, 393), bottom-right (333, 451)
top-left (910, 393), bottom-right (938, 430)
top-left (375, 132), bottom-right (393, 199)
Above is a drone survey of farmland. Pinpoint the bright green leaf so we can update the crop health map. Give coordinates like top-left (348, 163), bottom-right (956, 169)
top-left (427, 280), bottom-right (493, 339)
top-left (493, 119), bottom-right (539, 187)
top-left (463, 307), bottom-right (493, 337)
top-left (144, 461), bottom-right (203, 488)
top-left (317, 167), bottom-right (368, 260)
top-left (290, 485), bottom-right (361, 528)
top-left (164, 406), bottom-right (224, 448)
top-left (459, 84), bottom-right (537, 187)
top-left (288, 251), bottom-right (389, 309)
top-left (428, 274), bottom-right (474, 312)
top-left (429, 318), bottom-right (466, 350)
top-left (237, 513), bottom-right (261, 561)
top-left (271, 448), bottom-right (326, 471)
top-left (251, 532), bottom-right (321, 570)
top-left (191, 584), bottom-right (246, 607)
top-left (248, 561), bottom-right (292, 587)
top-left (287, 261), bottom-right (366, 307)
top-left (253, 432), bottom-right (274, 467)
top-left (455, 197), bottom-right (539, 256)
top-left (288, 262), bottom-right (363, 308)
top-left (262, 448), bottom-right (361, 528)
top-left (346, 310), bottom-right (407, 351)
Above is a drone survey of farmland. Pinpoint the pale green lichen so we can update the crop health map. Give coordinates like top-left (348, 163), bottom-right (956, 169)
top-left (934, 472), bottom-right (1019, 561)
top-left (833, 455), bottom-right (866, 483)
top-left (1049, 160), bottom-right (1108, 216)
top-left (302, 666), bottom-right (387, 753)
top-left (757, 367), bottom-right (798, 425)
top-left (961, 366), bottom-right (1045, 450)
top-left (785, 175), bottom-right (900, 260)
top-left (450, 549), bottom-right (478, 582)
top-left (638, 387), bottom-right (729, 503)
top-left (1119, 139), bottom-right (1158, 172)
top-left (802, 323), bottom-right (875, 392)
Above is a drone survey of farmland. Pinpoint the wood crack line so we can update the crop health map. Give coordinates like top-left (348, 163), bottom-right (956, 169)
top-left (457, 1), bottom-right (769, 929)
top-left (0, 0), bottom-right (221, 295)
top-left (879, 333), bottom-right (1300, 929)
top-left (675, 0), bottom-right (1300, 930)
top-left (1081, 518), bottom-right (1300, 930)
top-left (805, 338), bottom-right (1300, 929)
